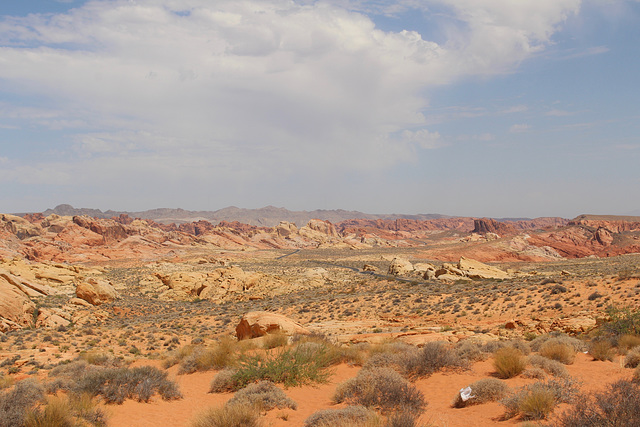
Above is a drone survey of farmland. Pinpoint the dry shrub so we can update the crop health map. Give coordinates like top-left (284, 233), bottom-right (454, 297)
top-left (527, 354), bottom-right (568, 378)
top-left (24, 393), bottom-right (107, 427)
top-left (501, 377), bottom-right (578, 420)
top-left (400, 341), bottom-right (468, 379)
top-left (530, 333), bottom-right (584, 352)
top-left (72, 365), bottom-right (182, 404)
top-left (493, 347), bottom-right (527, 379)
top-left (455, 340), bottom-right (488, 362)
top-left (169, 337), bottom-right (238, 374)
top-left (0, 375), bottom-right (14, 390)
top-left (624, 346), bottom-right (640, 368)
top-left (384, 408), bottom-right (425, 427)
top-left (618, 334), bottom-right (640, 353)
top-left (191, 404), bottom-right (262, 427)
top-left (555, 379), bottom-right (640, 426)
top-left (521, 367), bottom-right (547, 379)
top-left (79, 351), bottom-right (121, 367)
top-left (209, 368), bottom-right (238, 393)
top-left (588, 340), bottom-right (615, 362)
top-left (304, 405), bottom-right (381, 427)
top-left (0, 379), bottom-right (45, 427)
top-left (452, 378), bottom-right (509, 408)
top-left (226, 381), bottom-right (297, 411)
top-left (539, 340), bottom-right (576, 365)
top-left (333, 368), bottom-right (426, 415)
top-left (483, 340), bottom-right (531, 356)
top-left (517, 387), bottom-right (556, 420)
top-left (262, 332), bottom-right (289, 349)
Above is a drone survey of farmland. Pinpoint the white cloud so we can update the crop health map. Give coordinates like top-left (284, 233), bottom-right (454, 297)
top-left (0, 0), bottom-right (582, 200)
top-left (509, 123), bottom-right (530, 133)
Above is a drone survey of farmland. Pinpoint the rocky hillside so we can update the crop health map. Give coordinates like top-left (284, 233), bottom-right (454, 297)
top-left (40, 204), bottom-right (451, 227)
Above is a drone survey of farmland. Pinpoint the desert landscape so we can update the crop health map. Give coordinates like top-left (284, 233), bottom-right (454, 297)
top-left (2, 207), bottom-right (640, 426)
top-left (2, 1), bottom-right (639, 426)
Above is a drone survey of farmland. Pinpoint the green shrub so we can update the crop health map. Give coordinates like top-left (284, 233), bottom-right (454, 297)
top-left (555, 379), bottom-right (640, 426)
top-left (452, 378), bottom-right (509, 408)
top-left (191, 404), bottom-right (262, 427)
top-left (493, 347), bottom-right (527, 379)
top-left (624, 346), bottom-right (640, 368)
top-left (333, 367), bottom-right (426, 415)
top-left (601, 305), bottom-right (640, 337)
top-left (304, 405), bottom-right (381, 427)
top-left (223, 345), bottom-right (333, 390)
top-left (226, 381), bottom-right (297, 411)
top-left (72, 365), bottom-right (182, 404)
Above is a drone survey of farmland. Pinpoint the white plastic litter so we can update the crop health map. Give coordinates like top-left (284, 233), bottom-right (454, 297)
top-left (459, 386), bottom-right (475, 402)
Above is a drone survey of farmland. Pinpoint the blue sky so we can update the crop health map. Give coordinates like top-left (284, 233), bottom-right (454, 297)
top-left (0, 0), bottom-right (638, 218)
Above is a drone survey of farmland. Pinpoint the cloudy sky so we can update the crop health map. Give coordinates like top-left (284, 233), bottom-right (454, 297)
top-left (0, 0), bottom-right (638, 218)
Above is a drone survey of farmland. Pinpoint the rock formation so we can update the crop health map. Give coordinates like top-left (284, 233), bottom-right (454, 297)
top-left (235, 311), bottom-right (310, 340)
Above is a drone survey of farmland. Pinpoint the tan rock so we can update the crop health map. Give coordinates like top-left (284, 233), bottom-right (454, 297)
top-left (76, 279), bottom-right (119, 305)
top-left (0, 276), bottom-right (36, 331)
top-left (457, 257), bottom-right (510, 280)
top-left (236, 311), bottom-right (310, 340)
top-left (388, 257), bottom-right (414, 276)
top-left (362, 264), bottom-right (378, 272)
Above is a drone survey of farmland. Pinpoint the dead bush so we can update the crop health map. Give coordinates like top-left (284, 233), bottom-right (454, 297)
top-left (304, 405), bottom-right (381, 427)
top-left (333, 368), bottom-right (426, 415)
top-left (191, 404), bottom-right (262, 427)
top-left (493, 347), bottom-right (527, 379)
top-left (452, 378), bottom-right (509, 408)
top-left (588, 340), bottom-right (615, 362)
top-left (400, 341), bottom-right (468, 379)
top-left (555, 379), bottom-right (640, 426)
top-left (618, 334), bottom-right (640, 353)
top-left (624, 346), bottom-right (640, 368)
top-left (538, 340), bottom-right (576, 365)
top-left (0, 379), bottom-right (45, 427)
top-left (72, 365), bottom-right (182, 404)
top-left (226, 381), bottom-right (297, 411)
top-left (501, 377), bottom-right (578, 420)
top-left (527, 354), bottom-right (568, 378)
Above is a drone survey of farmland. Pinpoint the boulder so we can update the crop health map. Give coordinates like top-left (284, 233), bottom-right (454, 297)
top-left (235, 311), bottom-right (310, 340)
top-left (388, 257), bottom-right (414, 276)
top-left (457, 257), bottom-right (510, 280)
top-left (1, 214), bottom-right (43, 240)
top-left (76, 279), bottom-right (119, 305)
top-left (275, 221), bottom-right (298, 238)
top-left (362, 264), bottom-right (378, 272)
top-left (0, 276), bottom-right (36, 331)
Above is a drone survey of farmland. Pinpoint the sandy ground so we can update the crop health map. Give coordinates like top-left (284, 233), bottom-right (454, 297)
top-left (102, 352), bottom-right (631, 427)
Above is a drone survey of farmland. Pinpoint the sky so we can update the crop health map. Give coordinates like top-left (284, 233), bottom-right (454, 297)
top-left (0, 0), bottom-right (639, 218)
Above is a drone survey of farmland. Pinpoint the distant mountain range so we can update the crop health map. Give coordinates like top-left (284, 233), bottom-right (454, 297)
top-left (40, 204), bottom-right (459, 227)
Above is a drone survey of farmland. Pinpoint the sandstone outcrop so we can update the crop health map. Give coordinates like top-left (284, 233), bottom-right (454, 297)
top-left (235, 311), bottom-right (310, 340)
top-left (0, 275), bottom-right (37, 331)
top-left (76, 279), bottom-right (119, 305)
top-left (388, 257), bottom-right (414, 276)
top-left (434, 257), bottom-right (511, 281)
